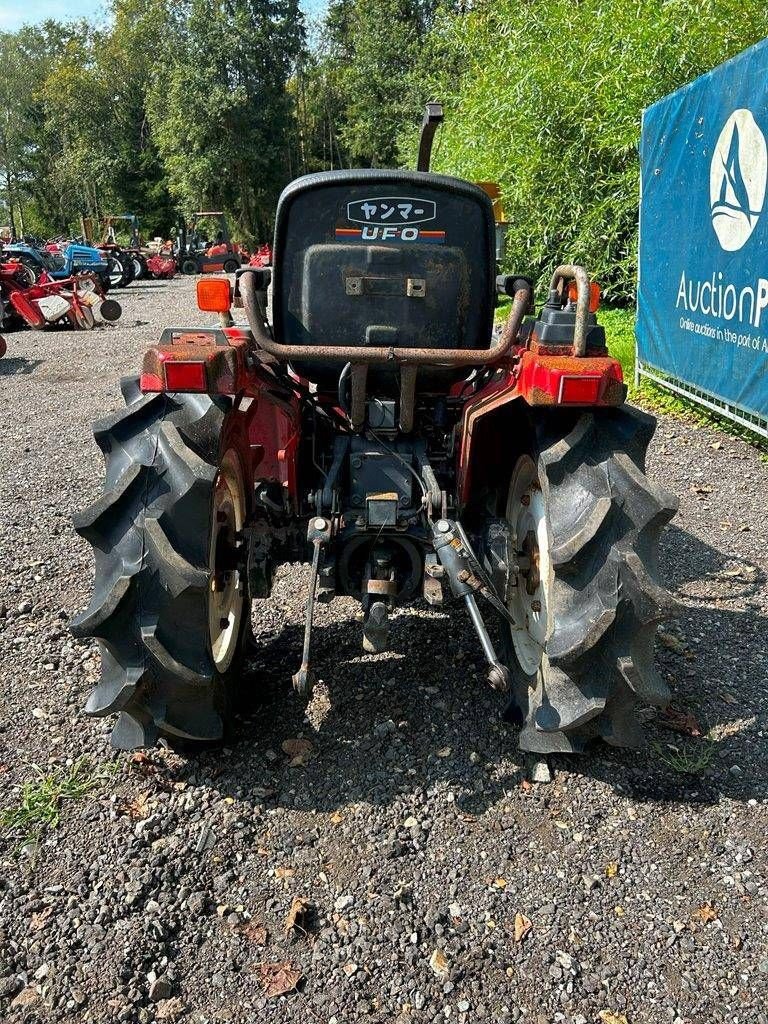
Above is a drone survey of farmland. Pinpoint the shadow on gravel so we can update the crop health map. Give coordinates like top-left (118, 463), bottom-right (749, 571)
top-left (0, 355), bottom-right (43, 376)
top-left (170, 521), bottom-right (766, 819)
top-left (564, 524), bottom-right (768, 806)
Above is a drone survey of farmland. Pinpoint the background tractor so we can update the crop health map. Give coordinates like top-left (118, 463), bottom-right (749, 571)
top-left (175, 212), bottom-right (243, 275)
top-left (73, 106), bottom-right (677, 755)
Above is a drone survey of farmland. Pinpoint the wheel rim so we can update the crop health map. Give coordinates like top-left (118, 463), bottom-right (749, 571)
top-left (506, 455), bottom-right (552, 676)
top-left (208, 450), bottom-right (246, 672)
top-left (75, 305), bottom-right (95, 330)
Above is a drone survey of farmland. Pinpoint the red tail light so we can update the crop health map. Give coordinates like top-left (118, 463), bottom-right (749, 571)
top-left (164, 361), bottom-right (207, 392)
top-left (568, 280), bottom-right (601, 312)
top-left (558, 375), bottom-right (602, 404)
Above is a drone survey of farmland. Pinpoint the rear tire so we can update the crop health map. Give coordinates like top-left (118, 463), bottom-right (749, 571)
top-left (71, 378), bottom-right (252, 749)
top-left (223, 258), bottom-right (240, 274)
top-left (181, 258), bottom-right (198, 275)
top-left (501, 406), bottom-right (678, 753)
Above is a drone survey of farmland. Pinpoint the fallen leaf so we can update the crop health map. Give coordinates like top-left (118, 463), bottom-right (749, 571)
top-left (155, 997), bottom-right (186, 1020)
top-left (692, 904), bottom-right (717, 924)
top-left (255, 961), bottom-right (302, 998)
top-left (126, 791), bottom-right (151, 820)
top-left (330, 811), bottom-right (344, 825)
top-left (237, 921), bottom-right (268, 944)
top-left (658, 632), bottom-right (687, 654)
top-left (129, 751), bottom-right (157, 775)
top-left (614, 906), bottom-right (625, 917)
top-left (30, 906), bottom-right (53, 931)
top-left (436, 746), bottom-right (452, 758)
top-left (598, 1013), bottom-right (628, 1024)
top-left (275, 867), bottom-right (295, 880)
top-left (493, 877), bottom-right (507, 889)
top-left (429, 949), bottom-right (449, 977)
top-left (710, 441), bottom-right (722, 450)
top-left (284, 896), bottom-right (310, 936)
top-left (281, 738), bottom-right (313, 766)
top-left (514, 912), bottom-right (532, 943)
top-left (659, 706), bottom-right (701, 737)
top-left (605, 862), bottom-right (618, 878)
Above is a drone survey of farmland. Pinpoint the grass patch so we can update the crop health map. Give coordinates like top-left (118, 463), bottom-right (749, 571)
top-left (0, 757), bottom-right (115, 848)
top-left (652, 739), bottom-right (717, 775)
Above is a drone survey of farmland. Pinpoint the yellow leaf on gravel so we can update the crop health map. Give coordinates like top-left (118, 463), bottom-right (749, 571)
top-left (330, 811), bottom-right (344, 825)
top-left (692, 904), bottom-right (718, 923)
top-left (605, 862), bottom-right (618, 878)
top-left (493, 877), bottom-right (507, 889)
top-left (513, 912), bottom-right (532, 943)
top-left (275, 866), bottom-right (295, 880)
top-left (429, 949), bottom-right (449, 977)
top-left (284, 896), bottom-right (310, 936)
top-left (598, 1013), bottom-right (629, 1024)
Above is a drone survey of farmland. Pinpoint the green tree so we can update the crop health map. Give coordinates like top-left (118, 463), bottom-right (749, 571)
top-left (147, 0), bottom-right (304, 242)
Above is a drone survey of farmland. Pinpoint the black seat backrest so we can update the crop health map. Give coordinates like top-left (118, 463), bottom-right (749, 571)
top-left (271, 169), bottom-right (496, 389)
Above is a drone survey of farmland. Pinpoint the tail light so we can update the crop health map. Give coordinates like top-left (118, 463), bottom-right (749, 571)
top-left (568, 280), bottom-right (601, 312)
top-left (164, 361), bottom-right (207, 392)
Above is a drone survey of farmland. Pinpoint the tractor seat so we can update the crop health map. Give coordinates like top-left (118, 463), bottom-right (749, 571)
top-left (271, 169), bottom-right (497, 391)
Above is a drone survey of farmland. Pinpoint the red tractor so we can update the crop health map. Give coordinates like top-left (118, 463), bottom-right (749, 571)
top-left (73, 107), bottom-right (677, 754)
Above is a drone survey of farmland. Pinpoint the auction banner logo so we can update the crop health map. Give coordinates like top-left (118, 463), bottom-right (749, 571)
top-left (710, 109), bottom-right (767, 252)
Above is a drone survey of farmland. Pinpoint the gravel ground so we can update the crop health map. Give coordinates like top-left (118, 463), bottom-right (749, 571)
top-left (1, 277), bottom-right (767, 1024)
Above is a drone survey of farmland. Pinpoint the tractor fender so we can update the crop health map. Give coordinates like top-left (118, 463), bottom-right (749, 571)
top-left (138, 326), bottom-right (302, 507)
top-left (456, 351), bottom-right (626, 507)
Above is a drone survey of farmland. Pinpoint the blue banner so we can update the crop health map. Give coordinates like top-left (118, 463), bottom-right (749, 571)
top-left (637, 38), bottom-right (768, 422)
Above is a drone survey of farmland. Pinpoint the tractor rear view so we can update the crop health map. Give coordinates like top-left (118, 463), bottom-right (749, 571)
top-left (73, 106), bottom-right (677, 755)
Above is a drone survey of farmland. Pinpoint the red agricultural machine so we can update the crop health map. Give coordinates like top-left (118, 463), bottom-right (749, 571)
top-left (175, 212), bottom-right (243, 275)
top-left (0, 260), bottom-right (121, 331)
top-left (73, 106), bottom-right (677, 754)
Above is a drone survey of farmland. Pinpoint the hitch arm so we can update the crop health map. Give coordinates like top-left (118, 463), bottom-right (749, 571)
top-left (292, 517), bottom-right (332, 698)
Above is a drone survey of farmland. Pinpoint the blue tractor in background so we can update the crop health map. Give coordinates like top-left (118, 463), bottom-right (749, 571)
top-left (3, 240), bottom-right (113, 292)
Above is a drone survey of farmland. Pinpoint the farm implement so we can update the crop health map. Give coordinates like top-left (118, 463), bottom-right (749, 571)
top-left (0, 260), bottom-right (121, 331)
top-left (73, 105), bottom-right (677, 754)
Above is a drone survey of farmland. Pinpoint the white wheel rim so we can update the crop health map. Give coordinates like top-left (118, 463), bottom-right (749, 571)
top-left (208, 450), bottom-right (246, 671)
top-left (506, 455), bottom-right (552, 676)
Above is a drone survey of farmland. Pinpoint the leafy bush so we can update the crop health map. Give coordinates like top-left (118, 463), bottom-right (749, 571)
top-left (412, 1), bottom-right (768, 303)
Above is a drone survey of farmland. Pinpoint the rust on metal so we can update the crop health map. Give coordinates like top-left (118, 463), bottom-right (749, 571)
top-left (550, 264), bottom-right (590, 357)
top-left (240, 269), bottom-right (532, 370)
top-left (399, 365), bottom-right (418, 433)
top-left (350, 363), bottom-right (368, 431)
